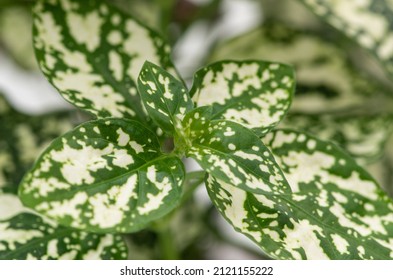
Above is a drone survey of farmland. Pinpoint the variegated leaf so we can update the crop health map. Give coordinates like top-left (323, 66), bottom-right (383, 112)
top-left (185, 116), bottom-right (291, 195)
top-left (190, 60), bottom-right (295, 136)
top-left (209, 22), bottom-right (393, 114)
top-left (0, 93), bottom-right (77, 188)
top-left (0, 187), bottom-right (127, 260)
top-left (181, 106), bottom-right (213, 142)
top-left (33, 0), bottom-right (176, 120)
top-left (299, 0), bottom-right (393, 78)
top-left (281, 113), bottom-right (393, 164)
top-left (19, 118), bottom-right (184, 233)
top-left (137, 61), bottom-right (193, 135)
top-left (207, 129), bottom-right (393, 259)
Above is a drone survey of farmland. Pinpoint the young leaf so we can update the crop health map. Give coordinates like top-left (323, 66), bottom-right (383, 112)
top-left (33, 0), bottom-right (176, 120)
top-left (299, 0), bottom-right (393, 78)
top-left (181, 106), bottom-right (213, 140)
top-left (185, 117), bottom-right (291, 195)
top-left (19, 118), bottom-right (185, 233)
top-left (137, 61), bottom-right (193, 135)
top-left (0, 188), bottom-right (127, 260)
top-left (207, 129), bottom-right (393, 259)
top-left (190, 60), bottom-right (295, 136)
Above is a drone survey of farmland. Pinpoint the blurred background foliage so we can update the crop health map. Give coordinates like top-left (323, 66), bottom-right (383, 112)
top-left (0, 0), bottom-right (392, 259)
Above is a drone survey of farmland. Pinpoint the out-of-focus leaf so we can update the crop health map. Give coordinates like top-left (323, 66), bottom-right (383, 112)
top-left (0, 93), bottom-right (77, 188)
top-left (0, 6), bottom-right (37, 69)
top-left (299, 0), bottom-right (393, 79)
top-left (0, 187), bottom-right (128, 260)
top-left (281, 113), bottom-right (393, 164)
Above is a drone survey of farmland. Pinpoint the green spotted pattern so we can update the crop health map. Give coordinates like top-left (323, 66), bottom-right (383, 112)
top-left (0, 188), bottom-right (127, 260)
top-left (19, 118), bottom-right (184, 233)
top-left (300, 0), bottom-right (393, 78)
top-left (137, 61), bottom-right (193, 135)
top-left (190, 60), bottom-right (295, 136)
top-left (207, 129), bottom-right (393, 259)
top-left (185, 116), bottom-right (291, 195)
top-left (33, 0), bottom-right (176, 120)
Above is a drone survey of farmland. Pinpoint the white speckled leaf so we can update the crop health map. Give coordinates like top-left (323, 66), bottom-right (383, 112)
top-left (190, 60), bottom-right (295, 136)
top-left (0, 187), bottom-right (127, 260)
top-left (33, 0), bottom-right (176, 120)
top-left (299, 0), bottom-right (393, 78)
top-left (281, 113), bottom-right (393, 164)
top-left (137, 61), bottom-right (193, 135)
top-left (207, 129), bottom-right (393, 259)
top-left (185, 116), bottom-right (291, 195)
top-left (18, 118), bottom-right (184, 233)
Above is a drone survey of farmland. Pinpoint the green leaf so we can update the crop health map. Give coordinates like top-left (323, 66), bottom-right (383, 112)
top-left (18, 118), bottom-right (185, 233)
top-left (137, 61), bottom-right (193, 135)
top-left (0, 188), bottom-right (127, 260)
top-left (185, 117), bottom-right (291, 195)
top-left (0, 93), bottom-right (78, 188)
top-left (281, 113), bottom-right (393, 164)
top-left (207, 129), bottom-right (393, 259)
top-left (33, 0), bottom-right (176, 120)
top-left (0, 6), bottom-right (37, 69)
top-left (299, 0), bottom-right (393, 78)
top-left (181, 106), bottom-right (213, 142)
top-left (190, 60), bottom-right (295, 136)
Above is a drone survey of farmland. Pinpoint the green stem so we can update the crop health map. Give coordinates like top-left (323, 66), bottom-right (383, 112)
top-left (157, 227), bottom-right (179, 260)
top-left (154, 0), bottom-right (176, 39)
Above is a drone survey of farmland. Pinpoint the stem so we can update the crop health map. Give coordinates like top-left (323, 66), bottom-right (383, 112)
top-left (154, 0), bottom-right (176, 39)
top-left (157, 227), bottom-right (179, 260)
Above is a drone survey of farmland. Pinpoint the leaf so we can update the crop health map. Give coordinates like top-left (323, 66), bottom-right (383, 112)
top-left (190, 60), bottom-right (295, 136)
top-left (207, 129), bottom-right (393, 259)
top-left (299, 0), bottom-right (393, 78)
top-left (209, 22), bottom-right (393, 114)
top-left (0, 187), bottom-right (127, 260)
top-left (0, 6), bottom-right (37, 69)
top-left (0, 93), bottom-right (77, 188)
top-left (281, 113), bottom-right (393, 164)
top-left (185, 117), bottom-right (291, 195)
top-left (33, 0), bottom-right (176, 120)
top-left (137, 61), bottom-right (193, 135)
top-left (18, 118), bottom-right (185, 233)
